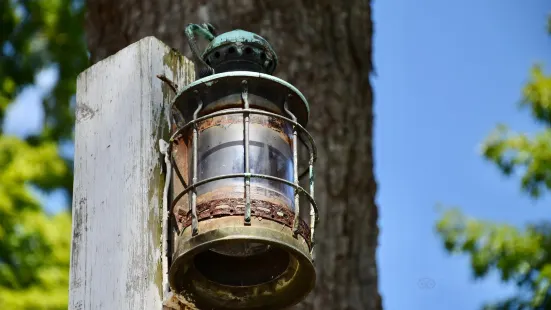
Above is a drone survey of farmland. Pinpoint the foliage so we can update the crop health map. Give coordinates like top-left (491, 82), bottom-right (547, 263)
top-left (436, 19), bottom-right (551, 310)
top-left (0, 0), bottom-right (87, 308)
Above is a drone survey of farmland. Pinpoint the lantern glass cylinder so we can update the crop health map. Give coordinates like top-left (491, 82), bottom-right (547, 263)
top-left (195, 109), bottom-right (295, 257)
top-left (196, 113), bottom-right (295, 204)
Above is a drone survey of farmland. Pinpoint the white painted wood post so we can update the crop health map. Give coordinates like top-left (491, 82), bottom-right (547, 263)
top-left (69, 37), bottom-right (194, 310)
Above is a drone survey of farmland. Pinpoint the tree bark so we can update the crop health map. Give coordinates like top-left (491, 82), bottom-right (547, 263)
top-left (84, 1), bottom-right (381, 309)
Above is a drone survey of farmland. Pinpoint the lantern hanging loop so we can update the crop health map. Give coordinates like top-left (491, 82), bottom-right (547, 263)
top-left (185, 23), bottom-right (216, 75)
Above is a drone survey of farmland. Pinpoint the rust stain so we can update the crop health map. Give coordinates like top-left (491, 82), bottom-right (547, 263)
top-left (171, 131), bottom-right (191, 232)
top-left (179, 197), bottom-right (312, 249)
top-left (196, 185), bottom-right (292, 207)
top-left (192, 114), bottom-right (293, 146)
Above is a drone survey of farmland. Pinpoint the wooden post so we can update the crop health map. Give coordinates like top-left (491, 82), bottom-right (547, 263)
top-left (69, 37), bottom-right (193, 309)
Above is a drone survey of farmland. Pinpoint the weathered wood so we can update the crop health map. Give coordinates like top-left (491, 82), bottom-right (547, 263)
top-left (69, 37), bottom-right (194, 310)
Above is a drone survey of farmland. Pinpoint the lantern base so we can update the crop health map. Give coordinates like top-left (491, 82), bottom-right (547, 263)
top-left (169, 217), bottom-right (315, 310)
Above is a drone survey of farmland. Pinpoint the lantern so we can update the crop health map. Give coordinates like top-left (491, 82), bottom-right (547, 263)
top-left (167, 23), bottom-right (319, 310)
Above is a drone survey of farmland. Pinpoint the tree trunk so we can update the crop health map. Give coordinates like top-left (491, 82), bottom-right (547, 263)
top-left (84, 1), bottom-right (381, 309)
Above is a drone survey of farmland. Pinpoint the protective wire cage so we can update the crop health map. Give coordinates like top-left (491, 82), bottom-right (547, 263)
top-left (168, 78), bottom-right (319, 258)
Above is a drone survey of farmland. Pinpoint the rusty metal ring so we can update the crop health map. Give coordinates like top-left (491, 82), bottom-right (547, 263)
top-left (169, 108), bottom-right (317, 163)
top-left (169, 172), bottom-right (319, 224)
top-left (180, 198), bottom-right (312, 249)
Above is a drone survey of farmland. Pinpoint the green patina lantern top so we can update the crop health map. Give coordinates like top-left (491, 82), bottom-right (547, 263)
top-left (204, 29), bottom-right (274, 55)
top-left (185, 24), bottom-right (278, 75)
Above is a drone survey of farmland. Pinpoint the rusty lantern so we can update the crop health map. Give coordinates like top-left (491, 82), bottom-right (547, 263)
top-left (167, 24), bottom-right (319, 310)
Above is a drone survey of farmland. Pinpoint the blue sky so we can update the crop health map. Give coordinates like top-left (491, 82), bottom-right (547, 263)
top-left (374, 0), bottom-right (551, 309)
top-left (2, 1), bottom-right (551, 309)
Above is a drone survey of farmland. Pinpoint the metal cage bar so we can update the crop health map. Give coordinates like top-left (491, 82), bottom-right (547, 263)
top-left (309, 160), bottom-right (316, 258)
top-left (190, 93), bottom-right (203, 236)
top-left (170, 87), bottom-right (319, 254)
top-left (242, 81), bottom-right (252, 225)
top-left (283, 99), bottom-right (301, 236)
